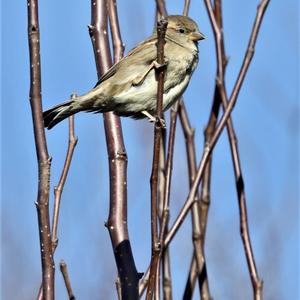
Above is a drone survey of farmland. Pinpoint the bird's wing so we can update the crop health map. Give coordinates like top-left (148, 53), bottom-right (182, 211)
top-left (94, 64), bottom-right (118, 87)
top-left (94, 36), bottom-right (157, 89)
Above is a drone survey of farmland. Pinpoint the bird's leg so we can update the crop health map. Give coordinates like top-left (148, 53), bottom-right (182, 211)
top-left (142, 111), bottom-right (166, 128)
top-left (132, 59), bottom-right (168, 86)
top-left (152, 57), bottom-right (168, 70)
top-left (142, 111), bottom-right (156, 122)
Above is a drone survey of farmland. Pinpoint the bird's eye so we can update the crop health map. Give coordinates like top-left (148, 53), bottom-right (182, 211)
top-left (179, 28), bottom-right (185, 33)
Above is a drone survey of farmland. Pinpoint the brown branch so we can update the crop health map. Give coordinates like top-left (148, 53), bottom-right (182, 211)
top-left (146, 17), bottom-right (168, 300)
top-left (89, 0), bottom-right (139, 299)
top-left (60, 260), bottom-right (76, 300)
top-left (162, 248), bottom-right (172, 300)
top-left (163, 0), bottom-right (270, 250)
top-left (159, 103), bottom-right (179, 300)
top-left (204, 0), bottom-right (270, 299)
top-left (178, 101), bottom-right (212, 300)
top-left (156, 0), bottom-right (167, 18)
top-left (37, 105), bottom-right (78, 300)
top-left (183, 0), bottom-right (191, 16)
top-left (107, 0), bottom-right (124, 62)
top-left (27, 1), bottom-right (54, 299)
top-left (52, 107), bottom-right (78, 251)
top-left (115, 277), bottom-right (122, 300)
top-left (157, 134), bottom-right (173, 300)
top-left (183, 256), bottom-right (197, 299)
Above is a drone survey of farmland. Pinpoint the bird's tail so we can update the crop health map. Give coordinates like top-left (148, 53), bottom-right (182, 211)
top-left (43, 99), bottom-right (81, 129)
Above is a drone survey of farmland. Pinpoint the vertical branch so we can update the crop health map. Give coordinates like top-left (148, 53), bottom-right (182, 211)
top-left (52, 109), bottom-right (78, 251)
top-left (179, 101), bottom-right (212, 300)
top-left (183, 2), bottom-right (212, 299)
top-left (183, 0), bottom-right (191, 16)
top-left (60, 260), bottom-right (76, 300)
top-left (146, 18), bottom-right (168, 300)
top-left (159, 102), bottom-right (179, 300)
top-left (155, 0), bottom-right (167, 18)
top-left (89, 0), bottom-right (139, 299)
top-left (37, 108), bottom-right (78, 300)
top-left (27, 1), bottom-right (54, 299)
top-left (204, 0), bottom-right (270, 298)
top-left (164, 0), bottom-right (270, 249)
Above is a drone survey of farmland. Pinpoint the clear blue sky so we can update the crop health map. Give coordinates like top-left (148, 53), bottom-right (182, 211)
top-left (2, 0), bottom-right (299, 299)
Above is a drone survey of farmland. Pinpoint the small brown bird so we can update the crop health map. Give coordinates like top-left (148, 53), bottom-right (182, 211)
top-left (43, 15), bottom-right (205, 129)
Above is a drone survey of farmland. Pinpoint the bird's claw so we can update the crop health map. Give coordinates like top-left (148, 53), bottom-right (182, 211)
top-left (155, 116), bottom-right (166, 129)
top-left (153, 59), bottom-right (168, 70)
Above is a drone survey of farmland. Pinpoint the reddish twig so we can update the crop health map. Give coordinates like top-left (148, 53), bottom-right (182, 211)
top-left (183, 0), bottom-right (191, 16)
top-left (60, 260), bottom-right (76, 300)
top-left (37, 105), bottom-right (78, 300)
top-left (146, 17), bottom-right (168, 300)
top-left (159, 103), bottom-right (179, 300)
top-left (183, 256), bottom-right (197, 299)
top-left (179, 101), bottom-right (212, 300)
top-left (52, 106), bottom-right (78, 251)
top-left (204, 0), bottom-right (270, 298)
top-left (163, 0), bottom-right (270, 251)
top-left (27, 1), bottom-right (54, 299)
top-left (115, 277), bottom-right (122, 300)
top-left (107, 0), bottom-right (124, 62)
top-left (156, 0), bottom-right (167, 18)
top-left (89, 1), bottom-right (139, 299)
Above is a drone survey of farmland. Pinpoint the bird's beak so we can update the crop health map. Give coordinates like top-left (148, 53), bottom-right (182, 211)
top-left (189, 31), bottom-right (205, 41)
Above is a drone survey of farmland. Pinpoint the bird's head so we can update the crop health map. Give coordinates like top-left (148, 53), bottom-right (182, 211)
top-left (165, 15), bottom-right (205, 48)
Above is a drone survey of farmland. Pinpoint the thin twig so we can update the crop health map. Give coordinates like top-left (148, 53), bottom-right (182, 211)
top-left (27, 1), bottom-right (54, 299)
top-left (37, 107), bottom-right (78, 300)
top-left (146, 17), bottom-right (168, 300)
top-left (60, 260), bottom-right (76, 300)
top-left (89, 1), bottom-right (139, 299)
top-left (162, 248), bottom-right (172, 300)
top-left (156, 0), bottom-right (167, 18)
top-left (157, 134), bottom-right (173, 300)
top-left (52, 107), bottom-right (78, 251)
top-left (141, 2), bottom-right (270, 291)
top-left (115, 277), bottom-right (122, 300)
top-left (107, 0), bottom-right (124, 62)
top-left (204, 0), bottom-right (270, 298)
top-left (183, 256), bottom-right (197, 300)
top-left (164, 0), bottom-right (271, 251)
top-left (178, 101), bottom-right (212, 300)
top-left (183, 0), bottom-right (191, 16)
top-left (159, 103), bottom-right (179, 300)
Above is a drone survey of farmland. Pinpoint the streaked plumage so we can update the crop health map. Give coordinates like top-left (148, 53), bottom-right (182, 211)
top-left (43, 15), bottom-right (204, 129)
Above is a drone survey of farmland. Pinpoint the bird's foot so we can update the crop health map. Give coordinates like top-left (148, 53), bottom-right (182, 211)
top-left (153, 58), bottom-right (168, 70)
top-left (142, 111), bottom-right (166, 128)
top-left (155, 116), bottom-right (166, 129)
top-left (142, 111), bottom-right (156, 123)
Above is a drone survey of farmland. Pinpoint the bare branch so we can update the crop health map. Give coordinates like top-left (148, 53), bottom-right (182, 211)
top-left (89, 0), bottom-right (139, 298)
top-left (164, 0), bottom-right (270, 249)
top-left (146, 17), bottom-right (168, 300)
top-left (115, 277), bottom-right (122, 300)
top-left (156, 0), bottom-right (167, 18)
top-left (107, 0), bottom-right (124, 62)
top-left (52, 103), bottom-right (78, 251)
top-left (37, 103), bottom-right (78, 300)
top-left (60, 260), bottom-right (76, 300)
top-left (178, 101), bottom-right (212, 300)
top-left (27, 1), bottom-right (54, 299)
top-left (204, 0), bottom-right (270, 298)
top-left (183, 0), bottom-right (191, 16)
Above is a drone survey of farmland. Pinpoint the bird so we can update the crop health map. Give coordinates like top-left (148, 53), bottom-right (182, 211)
top-left (43, 15), bottom-right (205, 129)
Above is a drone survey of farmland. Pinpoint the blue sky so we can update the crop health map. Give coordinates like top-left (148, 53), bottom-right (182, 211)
top-left (2, 0), bottom-right (299, 299)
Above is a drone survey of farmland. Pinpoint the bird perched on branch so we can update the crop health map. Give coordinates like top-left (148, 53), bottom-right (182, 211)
top-left (43, 15), bottom-right (205, 129)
